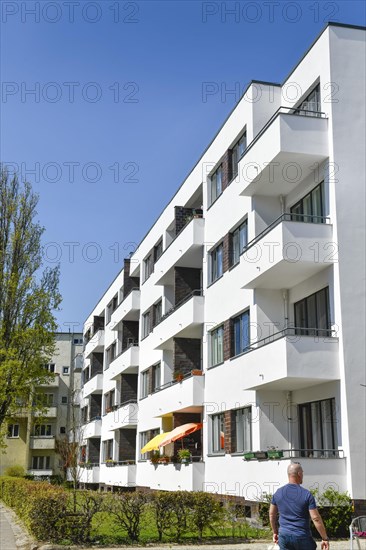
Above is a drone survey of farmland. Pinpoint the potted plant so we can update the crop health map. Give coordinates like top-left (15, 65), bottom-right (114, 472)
top-left (105, 459), bottom-right (117, 467)
top-left (191, 369), bottom-right (203, 376)
top-left (243, 451), bottom-right (255, 461)
top-left (158, 456), bottom-right (170, 464)
top-left (150, 451), bottom-right (160, 464)
top-left (177, 448), bottom-right (191, 464)
top-left (174, 371), bottom-right (184, 382)
top-left (267, 446), bottom-right (284, 459)
top-left (85, 461), bottom-right (93, 469)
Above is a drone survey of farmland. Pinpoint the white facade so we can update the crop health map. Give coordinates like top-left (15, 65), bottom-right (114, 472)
top-left (80, 23), bottom-right (366, 511)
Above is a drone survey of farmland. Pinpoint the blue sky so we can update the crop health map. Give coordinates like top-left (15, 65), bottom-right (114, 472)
top-left (1, 0), bottom-right (365, 331)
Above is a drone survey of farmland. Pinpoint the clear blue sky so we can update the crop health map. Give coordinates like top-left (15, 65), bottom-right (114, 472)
top-left (1, 1), bottom-right (365, 331)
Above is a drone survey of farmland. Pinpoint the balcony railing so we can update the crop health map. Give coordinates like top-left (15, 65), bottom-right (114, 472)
top-left (156, 212), bottom-right (203, 262)
top-left (237, 106), bottom-right (327, 165)
top-left (244, 449), bottom-right (343, 460)
top-left (140, 368), bottom-right (203, 399)
top-left (109, 399), bottom-right (137, 413)
top-left (235, 212), bottom-right (330, 265)
top-left (109, 342), bottom-right (139, 366)
top-left (227, 326), bottom-right (337, 363)
top-left (155, 289), bottom-right (203, 327)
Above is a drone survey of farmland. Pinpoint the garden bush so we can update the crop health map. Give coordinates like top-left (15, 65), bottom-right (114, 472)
top-left (3, 465), bottom-right (25, 477)
top-left (311, 487), bottom-right (352, 538)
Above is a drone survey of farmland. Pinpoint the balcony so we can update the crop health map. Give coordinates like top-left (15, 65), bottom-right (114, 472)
top-left (108, 345), bottom-right (139, 380)
top-left (84, 329), bottom-right (105, 358)
top-left (237, 107), bottom-right (328, 196)
top-left (34, 406), bottom-right (57, 418)
top-left (138, 461), bottom-right (205, 492)
top-left (149, 291), bottom-right (204, 350)
top-left (104, 401), bottom-right (138, 430)
top-left (83, 373), bottom-right (103, 397)
top-left (229, 327), bottom-right (339, 391)
top-left (82, 418), bottom-right (102, 439)
top-left (29, 436), bottom-right (56, 450)
top-left (38, 374), bottom-right (60, 388)
top-left (100, 462), bottom-right (136, 487)
top-left (111, 289), bottom-right (140, 325)
top-left (143, 372), bottom-right (205, 417)
top-left (155, 218), bottom-right (205, 285)
top-left (27, 469), bottom-right (53, 477)
top-left (79, 465), bottom-right (100, 484)
top-left (235, 214), bottom-right (334, 289)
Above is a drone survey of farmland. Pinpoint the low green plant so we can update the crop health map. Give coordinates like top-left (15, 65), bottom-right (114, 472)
top-left (191, 492), bottom-right (223, 539)
top-left (311, 487), bottom-right (352, 538)
top-left (4, 465), bottom-right (25, 477)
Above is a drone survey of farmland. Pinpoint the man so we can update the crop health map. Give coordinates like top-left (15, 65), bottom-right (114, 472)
top-left (269, 462), bottom-right (330, 550)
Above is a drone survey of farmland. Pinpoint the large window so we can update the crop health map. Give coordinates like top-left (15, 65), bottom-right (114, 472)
top-left (296, 83), bottom-right (321, 114)
top-left (142, 311), bottom-right (151, 338)
top-left (233, 310), bottom-right (250, 356)
top-left (7, 424), bottom-right (19, 438)
top-left (106, 294), bottom-right (118, 324)
top-left (210, 413), bottom-right (225, 454)
top-left (294, 287), bottom-right (330, 336)
top-left (106, 341), bottom-right (117, 367)
top-left (299, 398), bottom-right (337, 457)
top-left (291, 182), bottom-right (324, 223)
top-left (231, 133), bottom-right (247, 179)
top-left (209, 243), bottom-right (223, 284)
top-left (232, 220), bottom-right (248, 265)
top-left (154, 240), bottom-right (163, 263)
top-left (153, 300), bottom-right (162, 327)
top-left (210, 325), bottom-right (224, 366)
top-left (210, 165), bottom-right (222, 205)
top-left (140, 370), bottom-right (149, 398)
top-left (33, 424), bottom-right (52, 437)
top-left (103, 439), bottom-right (114, 461)
top-left (234, 407), bottom-right (252, 453)
top-left (151, 363), bottom-right (161, 393)
top-left (32, 456), bottom-right (51, 470)
top-left (143, 253), bottom-right (153, 282)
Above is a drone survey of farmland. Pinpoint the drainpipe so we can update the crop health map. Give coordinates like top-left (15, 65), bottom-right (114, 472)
top-left (287, 391), bottom-right (293, 453)
top-left (282, 289), bottom-right (289, 330)
top-left (279, 194), bottom-right (285, 215)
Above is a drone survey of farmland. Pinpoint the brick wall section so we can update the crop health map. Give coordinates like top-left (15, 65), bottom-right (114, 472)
top-left (223, 319), bottom-right (233, 361)
top-left (120, 374), bottom-right (137, 403)
top-left (119, 428), bottom-right (137, 461)
top-left (221, 149), bottom-right (233, 191)
top-left (122, 321), bottom-right (139, 350)
top-left (222, 233), bottom-right (232, 273)
top-left (174, 267), bottom-right (201, 304)
top-left (174, 338), bottom-right (201, 376)
top-left (123, 259), bottom-right (140, 298)
top-left (223, 410), bottom-right (237, 454)
top-left (173, 412), bottom-right (202, 457)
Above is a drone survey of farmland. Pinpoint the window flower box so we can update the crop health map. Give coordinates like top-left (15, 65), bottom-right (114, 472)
top-left (254, 451), bottom-right (268, 460)
top-left (267, 450), bottom-right (284, 459)
top-left (243, 452), bottom-right (255, 461)
top-left (105, 460), bottom-right (117, 467)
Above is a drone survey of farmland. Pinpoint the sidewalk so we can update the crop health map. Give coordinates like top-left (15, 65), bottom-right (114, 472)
top-left (0, 503), bottom-right (34, 550)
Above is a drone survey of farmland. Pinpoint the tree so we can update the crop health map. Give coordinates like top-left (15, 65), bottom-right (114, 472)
top-left (0, 166), bottom-right (61, 441)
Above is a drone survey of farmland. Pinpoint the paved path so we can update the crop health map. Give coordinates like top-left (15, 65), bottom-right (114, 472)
top-left (0, 504), bottom-right (18, 549)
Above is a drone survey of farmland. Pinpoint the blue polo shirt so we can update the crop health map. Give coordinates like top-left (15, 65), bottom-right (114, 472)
top-left (271, 484), bottom-right (317, 537)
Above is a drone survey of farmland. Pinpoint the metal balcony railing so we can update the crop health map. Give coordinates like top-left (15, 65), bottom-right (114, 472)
top-left (154, 289), bottom-right (203, 327)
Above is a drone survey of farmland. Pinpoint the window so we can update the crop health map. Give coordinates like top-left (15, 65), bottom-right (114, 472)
top-left (231, 133), bottom-right (247, 179)
top-left (140, 431), bottom-right (149, 460)
top-left (142, 311), bottom-right (151, 338)
top-left (32, 456), bottom-right (51, 470)
top-left (291, 182), bottom-right (324, 223)
top-left (60, 427), bottom-right (66, 434)
top-left (45, 363), bottom-right (55, 373)
top-left (106, 342), bottom-right (117, 366)
top-left (210, 325), bottom-right (224, 366)
top-left (151, 363), bottom-right (161, 392)
top-left (61, 396), bottom-right (68, 404)
top-left (153, 300), bottom-right (162, 327)
top-left (34, 424), bottom-right (52, 437)
top-left (232, 219), bottom-right (248, 265)
top-left (62, 366), bottom-right (69, 375)
top-left (296, 83), bottom-right (321, 114)
top-left (209, 243), bottom-right (223, 284)
top-left (39, 393), bottom-right (54, 406)
top-left (210, 165), bottom-right (222, 205)
top-left (294, 287), bottom-right (330, 336)
top-left (233, 310), bottom-right (250, 356)
top-left (104, 390), bottom-right (115, 413)
top-left (143, 253), bottom-right (153, 282)
top-left (73, 338), bottom-right (82, 344)
top-left (140, 370), bottom-right (149, 398)
top-left (106, 294), bottom-right (118, 324)
top-left (299, 398), bottom-right (337, 457)
top-left (210, 413), bottom-right (225, 454)
top-left (7, 424), bottom-right (19, 438)
top-left (154, 240), bottom-right (163, 263)
top-left (103, 439), bottom-right (114, 461)
top-left (234, 407), bottom-right (252, 453)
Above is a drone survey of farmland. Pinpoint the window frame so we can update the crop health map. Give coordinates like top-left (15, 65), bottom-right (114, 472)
top-left (142, 310), bottom-right (151, 339)
top-left (143, 253), bottom-right (154, 282)
top-left (209, 164), bottom-right (223, 205)
top-left (151, 362), bottom-right (161, 393)
top-left (231, 132), bottom-right (247, 180)
top-left (210, 412), bottom-right (225, 455)
top-left (233, 407), bottom-right (252, 453)
top-left (232, 219), bottom-right (248, 266)
top-left (290, 182), bottom-right (325, 223)
top-left (153, 300), bottom-right (162, 327)
top-left (210, 325), bottom-right (224, 367)
top-left (7, 423), bottom-right (20, 438)
top-left (140, 370), bottom-right (149, 399)
top-left (299, 397), bottom-right (337, 457)
top-left (209, 242), bottom-right (223, 284)
top-left (232, 309), bottom-right (250, 357)
top-left (294, 286), bottom-right (330, 336)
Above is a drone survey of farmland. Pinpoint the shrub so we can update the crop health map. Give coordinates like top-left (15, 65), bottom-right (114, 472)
top-left (168, 490), bottom-right (195, 540)
top-left (312, 487), bottom-right (352, 538)
top-left (4, 465), bottom-right (25, 477)
top-left (191, 492), bottom-right (223, 538)
top-left (150, 490), bottom-right (175, 541)
top-left (104, 491), bottom-right (148, 542)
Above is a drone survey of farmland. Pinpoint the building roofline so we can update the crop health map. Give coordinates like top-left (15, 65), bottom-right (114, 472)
top-left (83, 21), bottom-right (366, 326)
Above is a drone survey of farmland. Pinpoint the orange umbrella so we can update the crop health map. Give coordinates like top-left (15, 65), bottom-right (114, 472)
top-left (158, 422), bottom-right (203, 448)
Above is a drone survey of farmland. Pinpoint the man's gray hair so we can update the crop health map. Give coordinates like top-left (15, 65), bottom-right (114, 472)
top-left (287, 462), bottom-right (303, 476)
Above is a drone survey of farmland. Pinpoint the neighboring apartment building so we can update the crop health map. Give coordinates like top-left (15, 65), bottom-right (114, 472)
top-left (0, 332), bottom-right (83, 477)
top-left (79, 23), bottom-right (366, 514)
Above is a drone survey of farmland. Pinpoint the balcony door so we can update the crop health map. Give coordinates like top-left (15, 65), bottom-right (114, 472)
top-left (299, 398), bottom-right (337, 457)
top-left (294, 287), bottom-right (330, 336)
top-left (290, 182), bottom-right (324, 223)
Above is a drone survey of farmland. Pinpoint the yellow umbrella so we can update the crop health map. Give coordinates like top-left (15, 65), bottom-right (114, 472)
top-left (141, 432), bottom-right (171, 454)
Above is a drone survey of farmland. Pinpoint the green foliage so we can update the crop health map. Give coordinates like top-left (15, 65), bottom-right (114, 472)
top-left (191, 492), bottom-right (223, 538)
top-left (258, 492), bottom-right (272, 527)
top-left (311, 487), bottom-right (352, 538)
top-left (3, 464), bottom-right (25, 477)
top-left (168, 490), bottom-right (195, 540)
top-left (150, 490), bottom-right (175, 541)
top-left (0, 167), bottom-right (61, 439)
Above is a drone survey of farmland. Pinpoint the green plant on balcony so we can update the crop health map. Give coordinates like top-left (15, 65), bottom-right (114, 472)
top-left (174, 371), bottom-right (184, 382)
top-left (150, 451), bottom-right (160, 464)
top-left (78, 461), bottom-right (86, 468)
top-left (105, 459), bottom-right (117, 467)
top-left (85, 461), bottom-right (93, 469)
top-left (243, 451), bottom-right (255, 461)
top-left (177, 448), bottom-right (191, 463)
top-left (158, 456), bottom-right (170, 464)
top-left (267, 446), bottom-right (284, 459)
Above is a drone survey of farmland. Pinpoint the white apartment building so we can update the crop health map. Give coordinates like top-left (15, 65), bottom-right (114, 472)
top-left (80, 23), bottom-right (366, 515)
